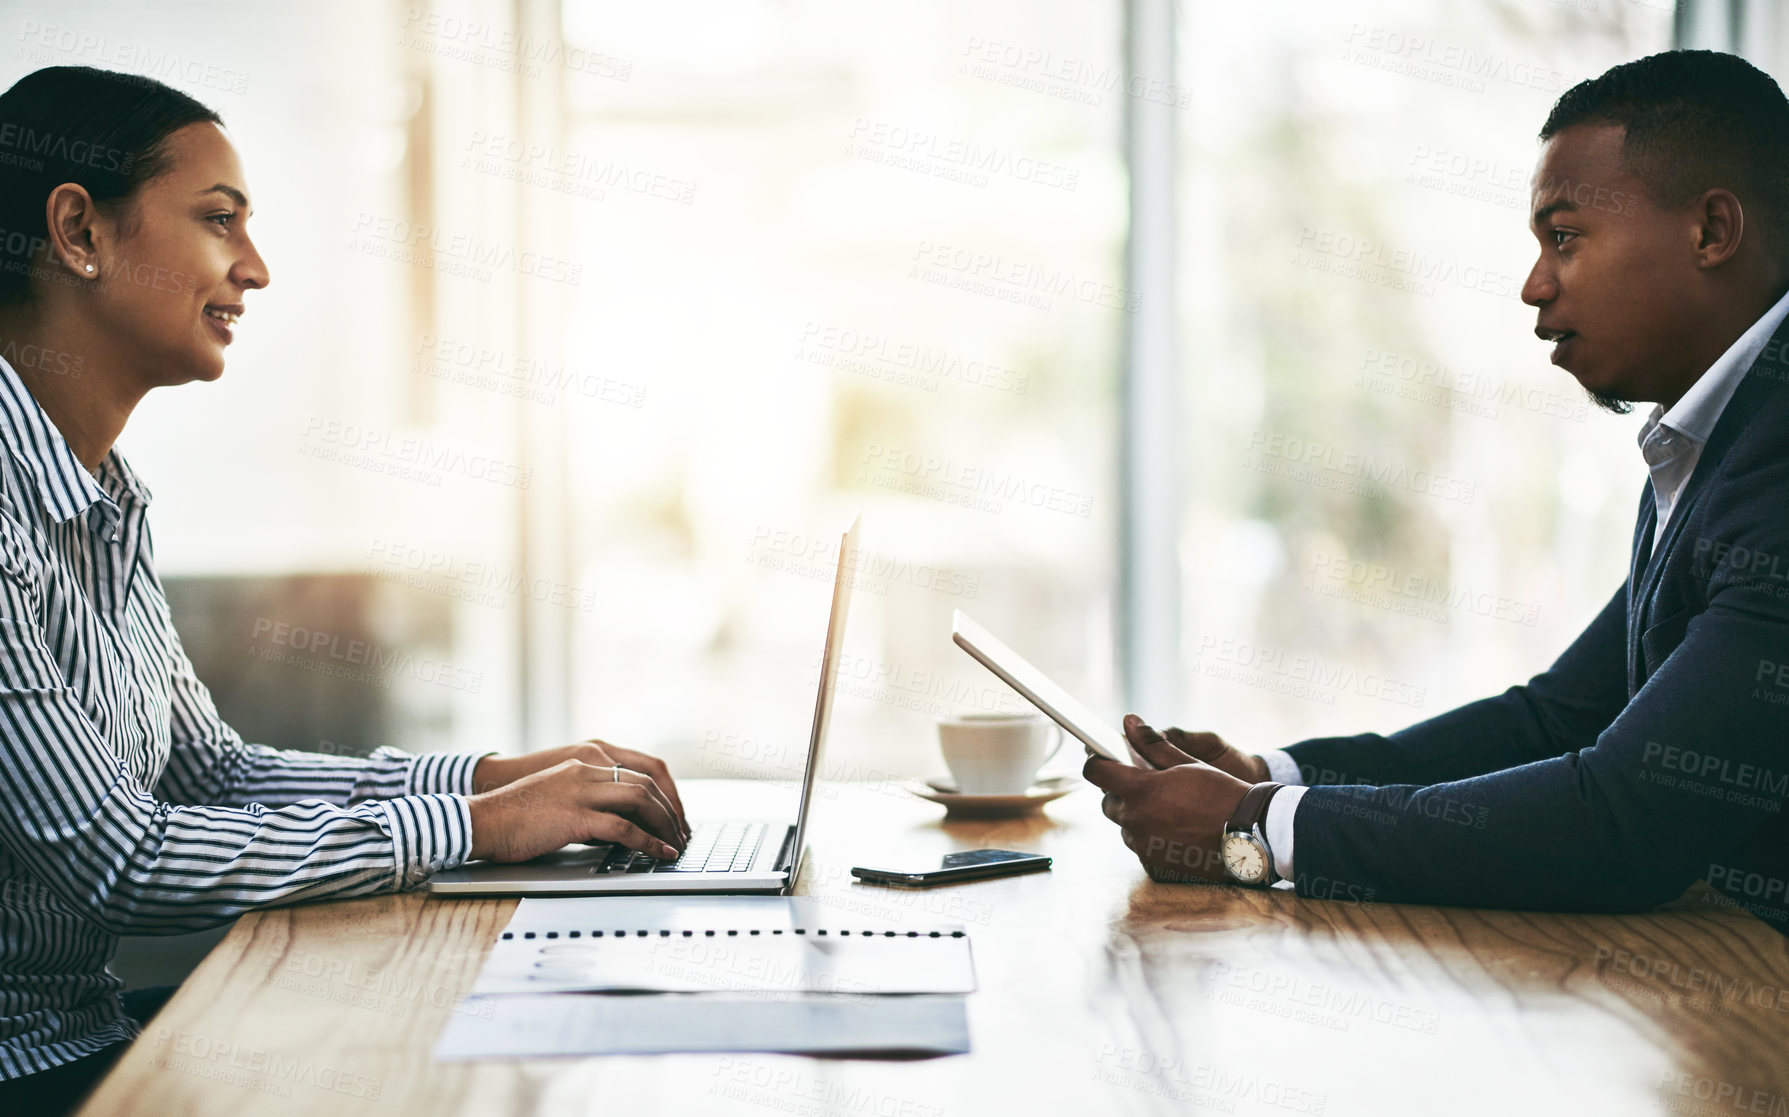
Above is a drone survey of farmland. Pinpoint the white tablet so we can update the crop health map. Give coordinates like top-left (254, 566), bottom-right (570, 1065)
top-left (951, 610), bottom-right (1132, 765)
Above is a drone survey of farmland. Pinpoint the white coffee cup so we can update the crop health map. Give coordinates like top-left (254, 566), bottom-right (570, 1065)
top-left (937, 713), bottom-right (1065, 794)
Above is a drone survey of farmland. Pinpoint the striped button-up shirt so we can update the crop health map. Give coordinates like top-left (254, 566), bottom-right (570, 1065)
top-left (0, 356), bottom-right (479, 1078)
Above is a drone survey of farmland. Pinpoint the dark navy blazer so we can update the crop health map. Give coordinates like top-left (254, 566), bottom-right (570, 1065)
top-left (1285, 317), bottom-right (1789, 931)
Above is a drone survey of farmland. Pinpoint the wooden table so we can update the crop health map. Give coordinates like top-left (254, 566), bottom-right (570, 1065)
top-left (80, 779), bottom-right (1789, 1116)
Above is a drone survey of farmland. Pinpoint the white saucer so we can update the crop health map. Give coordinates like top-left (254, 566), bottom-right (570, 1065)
top-left (907, 776), bottom-right (1080, 816)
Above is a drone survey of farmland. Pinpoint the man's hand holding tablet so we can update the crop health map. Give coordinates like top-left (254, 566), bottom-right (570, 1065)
top-left (1083, 716), bottom-right (1255, 884)
top-left (951, 612), bottom-right (1279, 884)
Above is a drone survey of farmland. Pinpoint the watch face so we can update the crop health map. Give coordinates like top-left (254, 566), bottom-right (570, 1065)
top-left (1222, 833), bottom-right (1267, 883)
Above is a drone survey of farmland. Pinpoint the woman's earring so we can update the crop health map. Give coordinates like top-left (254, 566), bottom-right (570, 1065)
top-left (84, 264), bottom-right (95, 273)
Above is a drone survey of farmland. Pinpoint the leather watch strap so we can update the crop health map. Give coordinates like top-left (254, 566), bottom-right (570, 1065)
top-left (1226, 781), bottom-right (1285, 836)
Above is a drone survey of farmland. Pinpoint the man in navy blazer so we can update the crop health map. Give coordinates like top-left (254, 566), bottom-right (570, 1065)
top-left (1086, 49), bottom-right (1789, 934)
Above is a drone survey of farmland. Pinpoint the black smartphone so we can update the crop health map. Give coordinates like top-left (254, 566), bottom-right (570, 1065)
top-left (850, 849), bottom-right (1052, 887)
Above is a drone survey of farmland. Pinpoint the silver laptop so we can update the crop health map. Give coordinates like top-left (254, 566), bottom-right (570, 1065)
top-left (429, 512), bottom-right (860, 896)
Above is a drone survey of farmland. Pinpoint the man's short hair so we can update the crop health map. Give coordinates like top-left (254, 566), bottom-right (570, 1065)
top-left (1541, 49), bottom-right (1789, 266)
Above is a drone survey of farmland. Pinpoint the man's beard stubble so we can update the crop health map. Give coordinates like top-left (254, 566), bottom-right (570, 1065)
top-left (1585, 386), bottom-right (1635, 415)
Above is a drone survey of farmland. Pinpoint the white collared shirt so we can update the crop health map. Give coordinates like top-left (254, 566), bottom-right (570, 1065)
top-left (1257, 284), bottom-right (1789, 885)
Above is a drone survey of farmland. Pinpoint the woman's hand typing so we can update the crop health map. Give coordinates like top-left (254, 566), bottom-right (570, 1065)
top-left (466, 750), bottom-right (688, 863)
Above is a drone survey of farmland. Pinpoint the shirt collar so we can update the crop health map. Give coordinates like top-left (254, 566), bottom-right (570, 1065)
top-left (0, 355), bottom-right (150, 524)
top-left (1643, 283), bottom-right (1789, 450)
top-left (96, 446), bottom-right (153, 508)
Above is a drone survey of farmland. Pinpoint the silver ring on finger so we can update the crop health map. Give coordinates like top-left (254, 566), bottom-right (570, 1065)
top-left (611, 766), bottom-right (621, 782)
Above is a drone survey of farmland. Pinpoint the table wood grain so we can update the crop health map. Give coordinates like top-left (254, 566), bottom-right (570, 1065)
top-left (78, 779), bottom-right (1789, 1117)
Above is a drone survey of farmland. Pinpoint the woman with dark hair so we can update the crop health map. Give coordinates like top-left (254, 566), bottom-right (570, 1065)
top-left (0, 67), bottom-right (690, 1115)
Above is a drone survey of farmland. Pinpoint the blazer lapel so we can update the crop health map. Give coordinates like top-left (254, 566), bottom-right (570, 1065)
top-left (1626, 485), bottom-right (1656, 694)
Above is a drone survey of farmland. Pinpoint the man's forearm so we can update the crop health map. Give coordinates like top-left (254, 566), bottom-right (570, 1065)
top-left (1283, 595), bottom-right (1789, 913)
top-left (1282, 583), bottom-right (1630, 788)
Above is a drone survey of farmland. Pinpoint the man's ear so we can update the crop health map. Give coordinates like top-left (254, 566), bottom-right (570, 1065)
top-left (1691, 188), bottom-right (1745, 271)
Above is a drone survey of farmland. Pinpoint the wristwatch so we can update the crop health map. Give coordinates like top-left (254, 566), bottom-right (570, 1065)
top-left (1221, 782), bottom-right (1285, 887)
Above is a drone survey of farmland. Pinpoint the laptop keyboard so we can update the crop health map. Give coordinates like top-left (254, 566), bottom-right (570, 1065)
top-left (595, 821), bottom-right (768, 875)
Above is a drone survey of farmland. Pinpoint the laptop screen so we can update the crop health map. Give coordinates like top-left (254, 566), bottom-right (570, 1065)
top-left (785, 511), bottom-right (860, 882)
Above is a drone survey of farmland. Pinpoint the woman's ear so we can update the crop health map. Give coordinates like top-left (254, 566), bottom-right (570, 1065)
top-left (43, 182), bottom-right (108, 279)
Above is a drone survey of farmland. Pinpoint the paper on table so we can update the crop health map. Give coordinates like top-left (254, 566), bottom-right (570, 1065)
top-left (472, 896), bottom-right (976, 995)
top-left (433, 993), bottom-right (970, 1059)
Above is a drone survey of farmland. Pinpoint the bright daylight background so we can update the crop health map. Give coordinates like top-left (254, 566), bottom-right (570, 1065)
top-left (14, 0), bottom-right (1749, 801)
